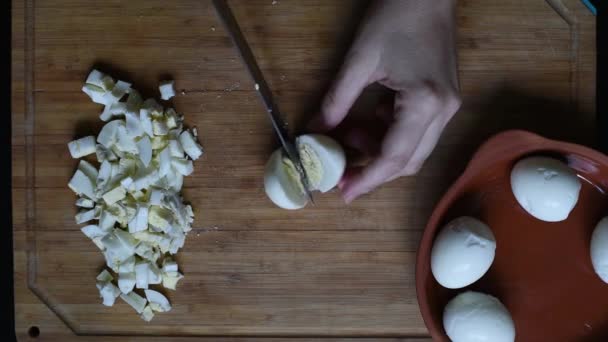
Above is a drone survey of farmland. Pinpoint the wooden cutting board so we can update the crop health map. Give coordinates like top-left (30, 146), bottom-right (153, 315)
top-left (12, 0), bottom-right (596, 340)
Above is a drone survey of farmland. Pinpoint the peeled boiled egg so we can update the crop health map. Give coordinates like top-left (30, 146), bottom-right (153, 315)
top-left (591, 216), bottom-right (608, 283)
top-left (264, 134), bottom-right (345, 209)
top-left (510, 156), bottom-right (581, 222)
top-left (431, 217), bottom-right (496, 289)
top-left (443, 291), bottom-right (515, 342)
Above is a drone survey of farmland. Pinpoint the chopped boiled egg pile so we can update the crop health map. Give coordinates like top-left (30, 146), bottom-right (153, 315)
top-left (69, 69), bottom-right (203, 321)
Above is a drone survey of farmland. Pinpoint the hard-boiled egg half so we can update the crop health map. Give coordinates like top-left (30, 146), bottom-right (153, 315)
top-left (510, 156), bottom-right (581, 222)
top-left (264, 134), bottom-right (345, 209)
top-left (431, 216), bottom-right (496, 289)
top-left (443, 291), bottom-right (515, 342)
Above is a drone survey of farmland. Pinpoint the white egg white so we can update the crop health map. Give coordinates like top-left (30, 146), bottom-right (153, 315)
top-left (510, 156), bottom-right (581, 222)
top-left (443, 291), bottom-right (515, 342)
top-left (431, 216), bottom-right (496, 289)
top-left (591, 216), bottom-right (608, 283)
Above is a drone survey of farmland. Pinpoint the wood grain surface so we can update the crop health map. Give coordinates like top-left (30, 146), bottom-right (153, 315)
top-left (12, 0), bottom-right (596, 340)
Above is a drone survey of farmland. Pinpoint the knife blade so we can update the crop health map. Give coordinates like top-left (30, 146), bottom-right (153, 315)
top-left (212, 0), bottom-right (314, 203)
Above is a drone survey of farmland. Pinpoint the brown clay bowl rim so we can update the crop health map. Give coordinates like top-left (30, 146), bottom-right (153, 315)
top-left (415, 129), bottom-right (608, 340)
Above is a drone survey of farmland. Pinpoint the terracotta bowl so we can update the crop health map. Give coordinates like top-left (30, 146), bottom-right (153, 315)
top-left (416, 130), bottom-right (608, 341)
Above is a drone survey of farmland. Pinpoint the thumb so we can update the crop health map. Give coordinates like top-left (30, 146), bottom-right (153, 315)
top-left (308, 52), bottom-right (377, 132)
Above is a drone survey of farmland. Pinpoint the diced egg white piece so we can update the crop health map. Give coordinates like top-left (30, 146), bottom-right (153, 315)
top-left (164, 108), bottom-right (180, 129)
top-left (118, 272), bottom-right (136, 294)
top-left (158, 236), bottom-right (172, 253)
top-left (68, 136), bottom-right (97, 159)
top-left (132, 231), bottom-right (162, 244)
top-left (81, 224), bottom-right (107, 239)
top-left (133, 172), bottom-right (158, 192)
top-left (125, 112), bottom-right (144, 138)
top-left (120, 291), bottom-right (147, 313)
top-left (118, 255), bottom-right (136, 273)
top-left (116, 126), bottom-right (139, 154)
top-left (143, 98), bottom-right (163, 115)
top-left (100, 105), bottom-right (114, 122)
top-left (97, 160), bottom-right (112, 186)
top-left (135, 261), bottom-right (150, 289)
top-left (118, 156), bottom-right (137, 176)
top-left (93, 205), bottom-right (103, 220)
top-left (76, 197), bottom-right (95, 208)
top-left (132, 189), bottom-right (147, 202)
top-left (85, 70), bottom-right (106, 88)
top-left (75, 208), bottom-right (96, 224)
top-left (140, 305), bottom-right (155, 322)
top-left (162, 271), bottom-right (183, 290)
top-left (164, 194), bottom-right (190, 227)
top-left (104, 250), bottom-right (121, 272)
top-left (126, 89), bottom-right (143, 115)
top-left (139, 108), bottom-right (154, 137)
top-left (171, 158), bottom-right (194, 176)
top-left (152, 119), bottom-right (169, 136)
top-left (85, 70), bottom-right (115, 91)
top-left (96, 144), bottom-right (117, 164)
top-left (78, 159), bottom-right (99, 182)
top-left (128, 206), bottom-right (149, 233)
top-left (110, 102), bottom-right (127, 115)
top-left (135, 242), bottom-right (160, 263)
top-left (120, 177), bottom-right (134, 190)
top-left (169, 140), bottom-right (184, 158)
top-left (137, 136), bottom-right (152, 167)
top-left (114, 227), bottom-right (139, 250)
top-left (92, 237), bottom-right (105, 250)
top-left (162, 258), bottom-right (178, 273)
top-left (99, 282), bottom-right (121, 306)
top-left (149, 206), bottom-right (173, 230)
top-left (82, 84), bottom-right (108, 105)
top-left (101, 232), bottom-right (134, 262)
top-left (168, 173), bottom-right (184, 193)
top-left (97, 269), bottom-right (114, 282)
top-left (159, 80), bottom-right (176, 100)
top-left (169, 233), bottom-right (186, 254)
top-left (163, 224), bottom-right (179, 237)
top-left (109, 161), bottom-right (120, 180)
top-left (151, 137), bottom-right (168, 152)
top-left (148, 262), bottom-right (162, 285)
top-left (132, 162), bottom-right (160, 191)
top-left (99, 210), bottom-right (116, 231)
top-left (97, 120), bottom-right (124, 148)
top-left (102, 186), bottom-right (127, 205)
top-left (103, 80), bottom-right (131, 105)
top-left (144, 289), bottom-right (172, 312)
top-left (100, 75), bottom-right (116, 91)
top-left (158, 147), bottom-right (172, 177)
top-left (179, 130), bottom-right (203, 160)
top-left (149, 189), bottom-right (164, 206)
top-left (111, 145), bottom-right (126, 159)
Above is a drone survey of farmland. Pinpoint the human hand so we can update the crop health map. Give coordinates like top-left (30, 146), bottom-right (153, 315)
top-left (308, 0), bottom-right (461, 203)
